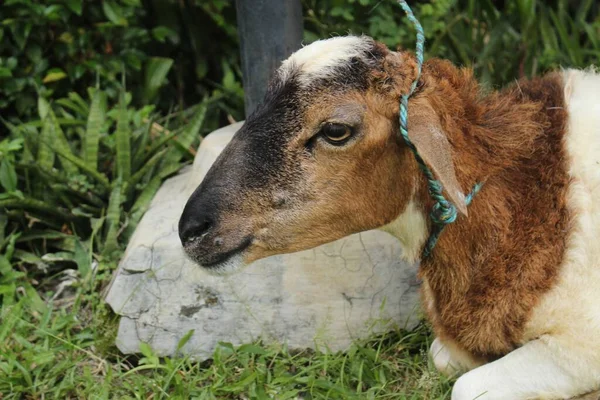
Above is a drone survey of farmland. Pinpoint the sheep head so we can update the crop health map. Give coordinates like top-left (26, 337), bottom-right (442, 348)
top-left (179, 36), bottom-right (465, 274)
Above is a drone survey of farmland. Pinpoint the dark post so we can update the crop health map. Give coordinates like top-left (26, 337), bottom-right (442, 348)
top-left (235, 0), bottom-right (303, 117)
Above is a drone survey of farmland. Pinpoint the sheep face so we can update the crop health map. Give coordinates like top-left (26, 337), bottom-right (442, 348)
top-left (179, 36), bottom-right (421, 274)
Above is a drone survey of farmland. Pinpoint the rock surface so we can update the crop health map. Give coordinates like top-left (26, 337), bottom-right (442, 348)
top-left (105, 122), bottom-right (421, 360)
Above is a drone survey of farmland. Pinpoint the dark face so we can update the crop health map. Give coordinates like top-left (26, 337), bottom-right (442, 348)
top-left (179, 38), bottom-right (419, 273)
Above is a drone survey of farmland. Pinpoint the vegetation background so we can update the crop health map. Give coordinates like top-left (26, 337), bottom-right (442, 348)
top-left (0, 0), bottom-right (598, 398)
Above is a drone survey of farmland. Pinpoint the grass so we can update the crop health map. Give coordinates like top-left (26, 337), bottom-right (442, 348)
top-left (0, 271), bottom-right (453, 399)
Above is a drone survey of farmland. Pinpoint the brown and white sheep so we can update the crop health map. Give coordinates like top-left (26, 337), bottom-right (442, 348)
top-left (178, 35), bottom-right (600, 400)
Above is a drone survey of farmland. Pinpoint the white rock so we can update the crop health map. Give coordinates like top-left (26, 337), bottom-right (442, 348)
top-left (105, 122), bottom-right (421, 360)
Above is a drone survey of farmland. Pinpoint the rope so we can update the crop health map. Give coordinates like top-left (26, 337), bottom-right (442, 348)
top-left (396, 0), bottom-right (482, 258)
top-left (422, 182), bottom-right (483, 257)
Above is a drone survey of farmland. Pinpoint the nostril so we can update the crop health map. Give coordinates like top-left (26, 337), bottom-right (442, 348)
top-left (180, 216), bottom-right (214, 244)
top-left (197, 219), bottom-right (213, 237)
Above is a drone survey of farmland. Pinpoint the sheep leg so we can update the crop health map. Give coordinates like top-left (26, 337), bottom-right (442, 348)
top-left (451, 336), bottom-right (599, 400)
top-left (430, 337), bottom-right (481, 377)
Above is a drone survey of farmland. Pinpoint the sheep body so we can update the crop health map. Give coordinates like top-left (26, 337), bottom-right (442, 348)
top-left (179, 36), bottom-right (600, 399)
top-left (422, 68), bottom-right (600, 400)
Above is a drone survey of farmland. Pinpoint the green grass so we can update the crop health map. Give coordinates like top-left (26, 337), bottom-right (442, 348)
top-left (0, 279), bottom-right (452, 399)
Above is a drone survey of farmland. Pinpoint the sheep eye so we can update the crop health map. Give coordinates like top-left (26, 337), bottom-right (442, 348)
top-left (320, 123), bottom-right (353, 145)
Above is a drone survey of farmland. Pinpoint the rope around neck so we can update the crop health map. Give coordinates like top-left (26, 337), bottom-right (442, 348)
top-left (396, 0), bottom-right (482, 258)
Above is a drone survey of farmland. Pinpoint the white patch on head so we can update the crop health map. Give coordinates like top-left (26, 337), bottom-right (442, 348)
top-left (279, 35), bottom-right (375, 85)
top-left (379, 200), bottom-right (427, 263)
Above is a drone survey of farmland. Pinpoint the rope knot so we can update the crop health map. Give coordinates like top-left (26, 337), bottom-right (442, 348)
top-left (430, 201), bottom-right (457, 225)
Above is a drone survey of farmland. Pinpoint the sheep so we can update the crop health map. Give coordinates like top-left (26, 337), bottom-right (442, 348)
top-left (178, 35), bottom-right (600, 400)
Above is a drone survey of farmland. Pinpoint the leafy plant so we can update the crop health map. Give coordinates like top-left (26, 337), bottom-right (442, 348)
top-left (0, 0), bottom-right (150, 119)
top-left (0, 0), bottom-right (244, 135)
top-left (1, 83), bottom-right (209, 306)
top-left (0, 138), bottom-right (23, 194)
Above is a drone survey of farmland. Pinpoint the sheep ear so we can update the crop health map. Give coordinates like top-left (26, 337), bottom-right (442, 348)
top-left (379, 50), bottom-right (420, 95)
top-left (407, 101), bottom-right (468, 216)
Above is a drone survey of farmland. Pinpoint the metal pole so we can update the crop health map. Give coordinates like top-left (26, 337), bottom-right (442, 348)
top-left (235, 0), bottom-right (303, 117)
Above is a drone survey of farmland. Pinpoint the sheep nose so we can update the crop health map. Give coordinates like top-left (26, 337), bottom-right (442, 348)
top-left (178, 213), bottom-right (214, 245)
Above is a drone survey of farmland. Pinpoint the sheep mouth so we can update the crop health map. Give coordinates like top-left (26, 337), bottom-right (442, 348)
top-left (184, 236), bottom-right (253, 273)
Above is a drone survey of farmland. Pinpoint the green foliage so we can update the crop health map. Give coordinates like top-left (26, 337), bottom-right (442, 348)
top-left (0, 0), bottom-right (243, 131)
top-left (0, 138), bottom-right (23, 193)
top-left (1, 0), bottom-right (150, 119)
top-left (1, 85), bottom-right (209, 306)
top-left (304, 0), bottom-right (600, 87)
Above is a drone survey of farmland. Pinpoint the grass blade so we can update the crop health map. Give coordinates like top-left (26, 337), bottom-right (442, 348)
top-left (550, 9), bottom-right (581, 65)
top-left (132, 120), bottom-right (152, 170)
top-left (476, 20), bottom-right (510, 69)
top-left (539, 10), bottom-right (560, 55)
top-left (38, 97), bottom-right (50, 120)
top-left (124, 148), bottom-right (167, 194)
top-left (173, 101), bottom-right (208, 151)
top-left (121, 164), bottom-right (177, 241)
top-left (139, 130), bottom-right (177, 165)
top-left (47, 108), bottom-right (79, 176)
top-left (67, 92), bottom-right (90, 115)
top-left (115, 91), bottom-right (131, 181)
top-left (55, 98), bottom-right (88, 117)
top-left (103, 178), bottom-right (123, 255)
top-left (160, 100), bottom-right (207, 168)
top-left (38, 116), bottom-right (56, 171)
top-left (446, 29), bottom-right (472, 67)
top-left (576, 0), bottom-right (594, 24)
top-left (143, 57), bottom-right (174, 102)
top-left (0, 198), bottom-right (74, 221)
top-left (21, 119), bottom-right (86, 129)
top-left (583, 24), bottom-right (599, 50)
top-left (84, 89), bottom-right (106, 171)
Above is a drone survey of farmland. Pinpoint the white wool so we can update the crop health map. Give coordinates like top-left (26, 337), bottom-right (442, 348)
top-left (278, 36), bottom-right (373, 85)
top-left (380, 200), bottom-right (427, 263)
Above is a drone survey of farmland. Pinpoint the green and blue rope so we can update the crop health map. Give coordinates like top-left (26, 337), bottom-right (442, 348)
top-left (396, 0), bottom-right (482, 258)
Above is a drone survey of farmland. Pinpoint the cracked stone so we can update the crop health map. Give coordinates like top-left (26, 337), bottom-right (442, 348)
top-left (180, 304), bottom-right (205, 317)
top-left (121, 247), bottom-right (152, 273)
top-left (104, 121), bottom-right (421, 360)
